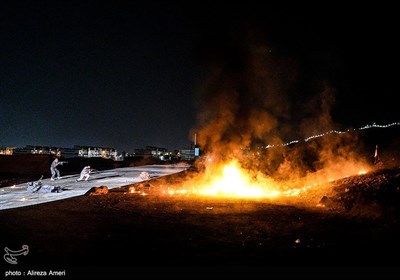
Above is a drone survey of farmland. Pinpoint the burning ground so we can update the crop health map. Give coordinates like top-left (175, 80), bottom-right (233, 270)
top-left (1, 163), bottom-right (400, 278)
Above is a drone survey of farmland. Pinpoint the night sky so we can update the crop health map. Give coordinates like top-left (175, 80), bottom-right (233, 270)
top-left (1, 1), bottom-right (398, 153)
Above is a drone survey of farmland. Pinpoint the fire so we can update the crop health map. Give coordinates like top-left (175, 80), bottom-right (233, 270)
top-left (200, 162), bottom-right (265, 197)
top-left (167, 158), bottom-right (372, 204)
top-left (186, 160), bottom-right (281, 198)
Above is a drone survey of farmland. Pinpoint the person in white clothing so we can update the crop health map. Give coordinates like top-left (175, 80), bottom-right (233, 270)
top-left (27, 176), bottom-right (63, 193)
top-left (76, 165), bottom-right (92, 181)
top-left (50, 158), bottom-right (67, 181)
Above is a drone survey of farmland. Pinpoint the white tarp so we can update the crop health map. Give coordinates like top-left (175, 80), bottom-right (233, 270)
top-left (0, 164), bottom-right (189, 210)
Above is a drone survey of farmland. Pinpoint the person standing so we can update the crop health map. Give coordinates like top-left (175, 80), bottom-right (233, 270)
top-left (50, 158), bottom-right (62, 181)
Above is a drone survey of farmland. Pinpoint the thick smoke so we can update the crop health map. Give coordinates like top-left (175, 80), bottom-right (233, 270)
top-left (191, 28), bottom-right (370, 186)
top-left (193, 37), bottom-right (296, 155)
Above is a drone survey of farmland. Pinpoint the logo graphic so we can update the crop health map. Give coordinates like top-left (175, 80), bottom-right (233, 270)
top-left (3, 245), bottom-right (29, 264)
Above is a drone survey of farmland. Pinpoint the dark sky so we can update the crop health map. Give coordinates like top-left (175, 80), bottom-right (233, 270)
top-left (1, 1), bottom-right (398, 152)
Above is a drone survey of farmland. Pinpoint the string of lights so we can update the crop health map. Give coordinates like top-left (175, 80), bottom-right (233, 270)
top-left (263, 122), bottom-right (400, 149)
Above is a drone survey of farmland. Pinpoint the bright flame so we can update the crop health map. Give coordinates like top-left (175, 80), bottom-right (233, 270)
top-left (188, 160), bottom-right (281, 198)
top-left (167, 158), bottom-right (372, 205)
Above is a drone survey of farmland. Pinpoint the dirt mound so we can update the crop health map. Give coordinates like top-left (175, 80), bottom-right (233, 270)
top-left (319, 167), bottom-right (400, 218)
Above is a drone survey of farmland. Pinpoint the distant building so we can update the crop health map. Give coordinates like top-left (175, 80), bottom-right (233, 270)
top-left (131, 146), bottom-right (187, 161)
top-left (12, 145), bottom-right (61, 156)
top-left (132, 148), bottom-right (152, 159)
top-left (0, 147), bottom-right (14, 155)
top-left (3, 145), bottom-right (118, 160)
top-left (179, 142), bottom-right (200, 161)
top-left (74, 145), bottom-right (118, 159)
top-left (146, 146), bottom-right (168, 158)
top-left (133, 146), bottom-right (167, 160)
top-left (2, 142), bottom-right (201, 162)
top-left (59, 147), bottom-right (80, 158)
top-left (179, 149), bottom-right (196, 160)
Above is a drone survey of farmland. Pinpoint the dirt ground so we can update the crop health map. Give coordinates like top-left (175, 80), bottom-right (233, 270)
top-left (1, 168), bottom-right (400, 279)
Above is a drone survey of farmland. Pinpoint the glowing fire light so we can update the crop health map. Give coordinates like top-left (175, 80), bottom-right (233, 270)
top-left (159, 122), bottom-right (387, 201)
top-left (166, 159), bottom-right (372, 203)
top-left (190, 160), bottom-right (281, 198)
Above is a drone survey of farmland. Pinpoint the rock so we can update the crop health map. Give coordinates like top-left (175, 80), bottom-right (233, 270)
top-left (139, 171), bottom-right (151, 180)
top-left (85, 186), bottom-right (109, 196)
top-left (318, 195), bottom-right (341, 209)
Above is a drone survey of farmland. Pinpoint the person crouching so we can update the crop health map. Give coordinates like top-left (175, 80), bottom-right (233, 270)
top-left (76, 166), bottom-right (92, 182)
